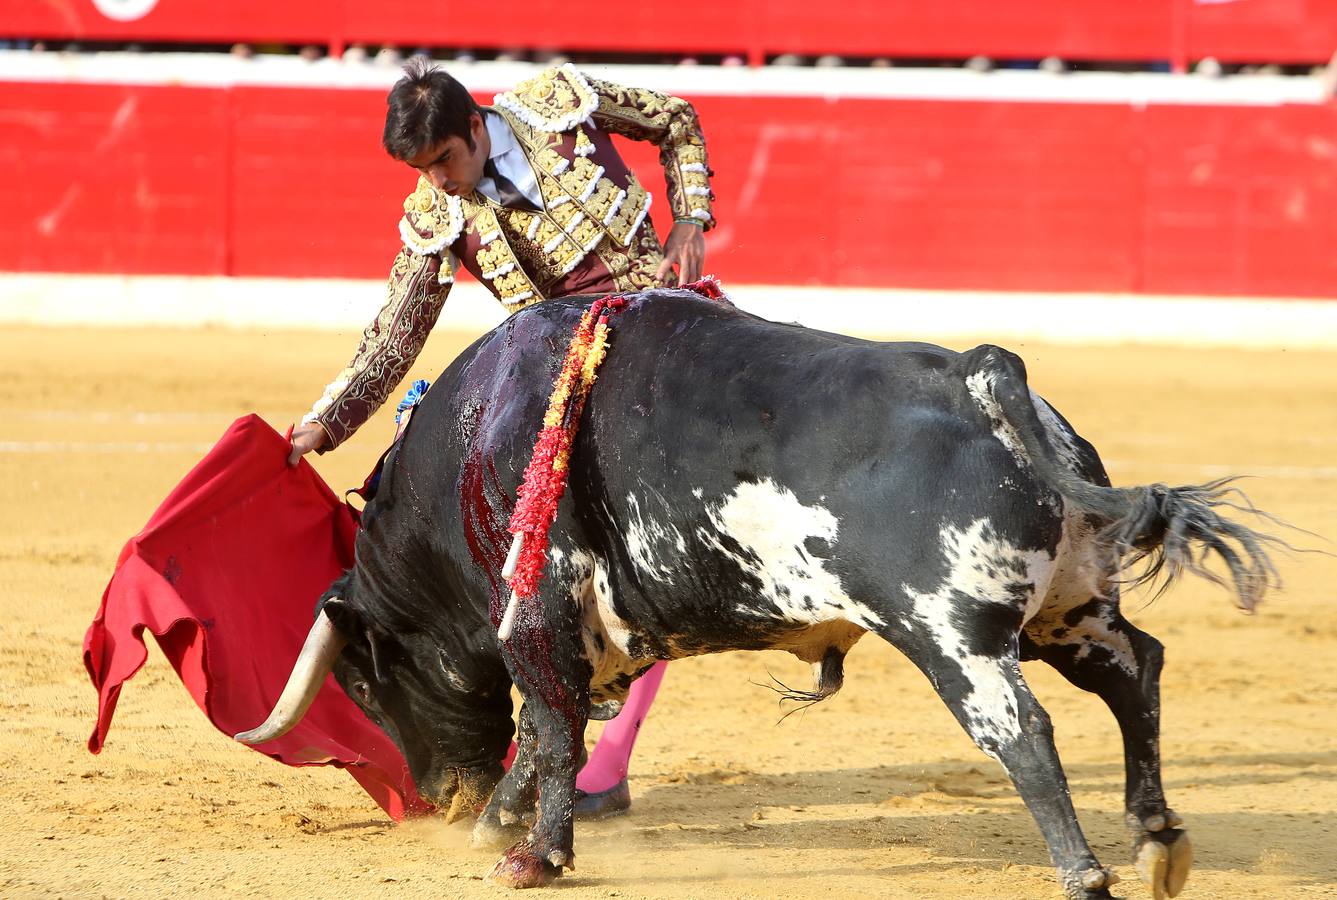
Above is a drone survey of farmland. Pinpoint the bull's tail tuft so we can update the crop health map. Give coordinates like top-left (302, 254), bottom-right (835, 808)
top-left (968, 343), bottom-right (1286, 613)
top-left (1099, 477), bottom-right (1282, 612)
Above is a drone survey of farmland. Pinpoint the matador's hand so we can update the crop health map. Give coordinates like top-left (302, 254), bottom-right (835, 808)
top-left (287, 422), bottom-right (329, 466)
top-left (655, 220), bottom-right (705, 286)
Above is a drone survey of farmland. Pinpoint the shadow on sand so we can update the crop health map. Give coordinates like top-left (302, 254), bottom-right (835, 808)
top-left (563, 750), bottom-right (1337, 888)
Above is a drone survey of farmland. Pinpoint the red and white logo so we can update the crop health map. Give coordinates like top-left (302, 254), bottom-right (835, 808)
top-left (91, 0), bottom-right (160, 22)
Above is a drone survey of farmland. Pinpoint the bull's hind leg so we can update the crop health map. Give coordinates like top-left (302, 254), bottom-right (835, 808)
top-left (879, 622), bottom-right (1119, 900)
top-left (1024, 597), bottom-right (1192, 900)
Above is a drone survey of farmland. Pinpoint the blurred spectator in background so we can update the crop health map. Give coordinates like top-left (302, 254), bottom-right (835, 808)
top-left (534, 48), bottom-right (570, 66)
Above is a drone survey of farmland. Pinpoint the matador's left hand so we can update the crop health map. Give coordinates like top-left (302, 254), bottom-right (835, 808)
top-left (656, 221), bottom-right (705, 286)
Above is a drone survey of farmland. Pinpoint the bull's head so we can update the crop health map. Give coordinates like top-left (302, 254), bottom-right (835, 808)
top-left (234, 594), bottom-right (514, 821)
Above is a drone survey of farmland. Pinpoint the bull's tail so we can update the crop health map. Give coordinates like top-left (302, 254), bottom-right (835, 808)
top-left (966, 344), bottom-right (1281, 612)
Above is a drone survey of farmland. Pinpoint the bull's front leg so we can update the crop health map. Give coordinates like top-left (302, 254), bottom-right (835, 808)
top-left (486, 598), bottom-right (590, 889)
top-left (474, 703), bottom-right (540, 848)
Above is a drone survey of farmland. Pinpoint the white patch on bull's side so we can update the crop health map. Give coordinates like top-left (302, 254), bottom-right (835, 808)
top-left (902, 517), bottom-right (1056, 758)
top-left (966, 370), bottom-right (1029, 468)
top-left (557, 547), bottom-right (644, 699)
top-left (1065, 611), bottom-right (1139, 677)
top-left (1030, 390), bottom-right (1086, 474)
top-left (926, 518), bottom-right (1056, 624)
top-left (1018, 495), bottom-right (1138, 677)
top-left (691, 487), bottom-right (704, 499)
top-left (700, 477), bottom-right (884, 629)
top-left (623, 491), bottom-right (687, 584)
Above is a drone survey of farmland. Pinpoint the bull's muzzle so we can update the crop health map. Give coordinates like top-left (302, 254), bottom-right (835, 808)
top-left (432, 764), bottom-right (505, 824)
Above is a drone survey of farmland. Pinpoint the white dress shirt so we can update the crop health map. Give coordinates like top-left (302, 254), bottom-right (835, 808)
top-left (476, 111), bottom-right (544, 210)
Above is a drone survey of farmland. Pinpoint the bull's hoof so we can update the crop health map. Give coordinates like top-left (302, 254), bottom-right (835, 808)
top-left (486, 844), bottom-right (562, 889)
top-left (1059, 864), bottom-right (1118, 899)
top-left (573, 779), bottom-right (631, 820)
top-left (1129, 811), bottom-right (1192, 899)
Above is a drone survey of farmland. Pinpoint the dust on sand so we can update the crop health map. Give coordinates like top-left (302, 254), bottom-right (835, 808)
top-left (2, 325), bottom-right (1335, 898)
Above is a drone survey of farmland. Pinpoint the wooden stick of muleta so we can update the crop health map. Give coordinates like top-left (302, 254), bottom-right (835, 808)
top-left (498, 533), bottom-right (525, 641)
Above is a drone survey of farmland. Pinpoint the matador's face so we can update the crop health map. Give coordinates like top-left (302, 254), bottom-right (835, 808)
top-left (407, 112), bottom-right (490, 198)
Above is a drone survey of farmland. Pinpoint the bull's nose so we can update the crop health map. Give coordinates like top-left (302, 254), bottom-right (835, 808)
top-left (442, 789), bottom-right (480, 824)
top-left (444, 764), bottom-right (504, 822)
top-left (417, 768), bottom-right (460, 808)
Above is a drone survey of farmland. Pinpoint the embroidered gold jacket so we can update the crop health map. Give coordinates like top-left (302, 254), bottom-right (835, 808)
top-left (304, 64), bottom-right (715, 449)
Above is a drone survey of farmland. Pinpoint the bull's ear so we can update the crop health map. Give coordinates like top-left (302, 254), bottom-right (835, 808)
top-left (319, 596), bottom-right (362, 640)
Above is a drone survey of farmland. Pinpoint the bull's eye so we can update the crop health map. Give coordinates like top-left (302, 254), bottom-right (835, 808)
top-left (438, 650), bottom-right (469, 692)
top-left (352, 680), bottom-right (372, 704)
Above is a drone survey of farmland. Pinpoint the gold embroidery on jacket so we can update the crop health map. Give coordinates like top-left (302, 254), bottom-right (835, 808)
top-left (390, 71), bottom-right (695, 309)
top-left (398, 178), bottom-right (465, 255)
top-left (493, 108), bottom-right (651, 280)
top-left (586, 76), bottom-right (714, 228)
top-left (470, 208), bottom-right (540, 308)
top-left (492, 64), bottom-right (599, 133)
top-left (596, 217), bottom-right (665, 292)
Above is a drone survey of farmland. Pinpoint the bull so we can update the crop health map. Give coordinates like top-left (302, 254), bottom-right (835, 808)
top-left (237, 289), bottom-right (1276, 899)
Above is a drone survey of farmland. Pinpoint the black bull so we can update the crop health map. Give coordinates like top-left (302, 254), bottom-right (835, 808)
top-left (238, 289), bottom-right (1275, 899)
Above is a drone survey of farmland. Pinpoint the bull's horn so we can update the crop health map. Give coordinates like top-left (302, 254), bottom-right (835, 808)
top-left (233, 609), bottom-right (348, 745)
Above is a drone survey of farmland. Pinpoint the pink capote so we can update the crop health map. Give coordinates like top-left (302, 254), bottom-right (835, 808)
top-left (83, 414), bottom-right (434, 821)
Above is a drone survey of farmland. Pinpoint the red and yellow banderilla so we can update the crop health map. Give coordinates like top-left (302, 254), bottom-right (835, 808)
top-left (497, 297), bottom-right (623, 641)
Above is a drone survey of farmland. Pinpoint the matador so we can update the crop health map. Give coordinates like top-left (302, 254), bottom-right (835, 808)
top-left (291, 61), bottom-right (716, 454)
top-left (286, 59), bottom-right (717, 818)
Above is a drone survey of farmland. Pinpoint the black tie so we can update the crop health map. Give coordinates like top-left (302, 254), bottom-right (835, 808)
top-left (483, 158), bottom-right (538, 211)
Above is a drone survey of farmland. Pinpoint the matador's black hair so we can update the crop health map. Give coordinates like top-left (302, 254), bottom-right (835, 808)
top-left (382, 58), bottom-right (482, 161)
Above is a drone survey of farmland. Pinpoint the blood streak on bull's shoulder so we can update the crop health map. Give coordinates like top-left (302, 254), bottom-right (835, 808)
top-left (458, 447), bottom-right (583, 725)
top-left (459, 452), bottom-right (512, 608)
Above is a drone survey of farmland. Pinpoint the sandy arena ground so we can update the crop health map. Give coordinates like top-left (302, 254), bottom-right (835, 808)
top-left (1, 321), bottom-right (1335, 899)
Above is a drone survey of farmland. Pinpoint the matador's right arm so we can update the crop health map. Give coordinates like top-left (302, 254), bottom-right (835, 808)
top-left (301, 246), bottom-right (453, 451)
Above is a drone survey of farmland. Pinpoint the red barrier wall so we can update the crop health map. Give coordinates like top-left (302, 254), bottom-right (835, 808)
top-left (6, 80), bottom-right (1337, 297)
top-left (6, 0), bottom-right (1337, 65)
